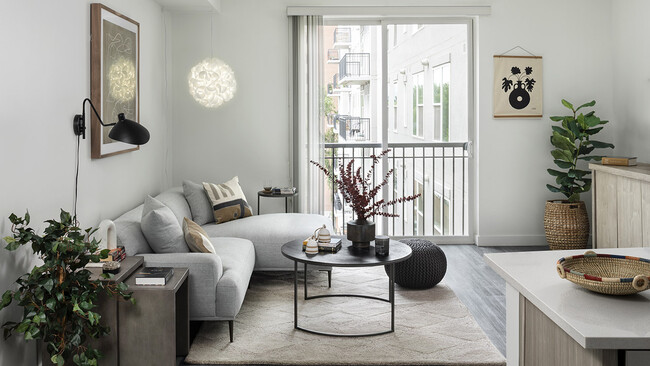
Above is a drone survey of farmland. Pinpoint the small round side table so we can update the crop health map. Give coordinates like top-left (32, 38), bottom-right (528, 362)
top-left (257, 190), bottom-right (298, 214)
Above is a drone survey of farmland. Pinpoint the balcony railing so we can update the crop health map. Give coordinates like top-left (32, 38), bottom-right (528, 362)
top-left (339, 53), bottom-right (370, 84)
top-left (334, 28), bottom-right (351, 44)
top-left (322, 142), bottom-right (469, 238)
top-left (336, 116), bottom-right (370, 141)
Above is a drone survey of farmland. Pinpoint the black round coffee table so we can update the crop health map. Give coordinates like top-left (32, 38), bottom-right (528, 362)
top-left (281, 237), bottom-right (412, 337)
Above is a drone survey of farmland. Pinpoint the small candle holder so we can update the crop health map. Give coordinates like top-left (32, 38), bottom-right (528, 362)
top-left (375, 235), bottom-right (390, 257)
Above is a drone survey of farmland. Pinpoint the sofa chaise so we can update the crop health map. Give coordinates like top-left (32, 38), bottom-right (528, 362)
top-left (113, 185), bottom-right (331, 341)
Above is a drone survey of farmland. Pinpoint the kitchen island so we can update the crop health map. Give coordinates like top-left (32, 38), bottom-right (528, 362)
top-left (485, 248), bottom-right (650, 366)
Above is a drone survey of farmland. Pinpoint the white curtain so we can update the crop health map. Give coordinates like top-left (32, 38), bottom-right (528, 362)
top-left (291, 16), bottom-right (323, 214)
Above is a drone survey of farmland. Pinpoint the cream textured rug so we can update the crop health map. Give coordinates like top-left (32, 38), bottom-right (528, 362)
top-left (184, 267), bottom-right (505, 365)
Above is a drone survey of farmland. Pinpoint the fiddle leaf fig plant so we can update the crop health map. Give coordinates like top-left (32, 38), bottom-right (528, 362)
top-left (547, 99), bottom-right (614, 202)
top-left (0, 210), bottom-right (134, 366)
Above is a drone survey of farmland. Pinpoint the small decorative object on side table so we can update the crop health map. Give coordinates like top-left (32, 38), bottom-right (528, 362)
top-left (257, 188), bottom-right (297, 214)
top-left (119, 267), bottom-right (189, 366)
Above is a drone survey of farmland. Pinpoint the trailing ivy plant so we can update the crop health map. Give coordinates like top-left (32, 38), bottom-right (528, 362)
top-left (0, 210), bottom-right (134, 366)
top-left (547, 99), bottom-right (614, 202)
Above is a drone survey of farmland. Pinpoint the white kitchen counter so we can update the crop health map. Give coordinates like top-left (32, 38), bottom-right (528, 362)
top-left (485, 247), bottom-right (650, 352)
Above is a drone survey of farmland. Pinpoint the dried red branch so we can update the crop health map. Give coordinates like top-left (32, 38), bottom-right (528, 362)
top-left (310, 149), bottom-right (422, 220)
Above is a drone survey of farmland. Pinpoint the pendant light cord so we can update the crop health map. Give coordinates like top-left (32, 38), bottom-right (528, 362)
top-left (210, 13), bottom-right (214, 58)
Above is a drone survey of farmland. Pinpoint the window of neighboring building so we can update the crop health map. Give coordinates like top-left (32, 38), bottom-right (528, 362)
top-left (433, 192), bottom-right (450, 235)
top-left (412, 72), bottom-right (424, 137)
top-left (414, 180), bottom-right (424, 235)
top-left (433, 63), bottom-right (450, 141)
top-left (392, 81), bottom-right (398, 131)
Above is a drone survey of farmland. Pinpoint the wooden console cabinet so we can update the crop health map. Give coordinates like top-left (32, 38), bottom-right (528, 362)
top-left (590, 163), bottom-right (650, 248)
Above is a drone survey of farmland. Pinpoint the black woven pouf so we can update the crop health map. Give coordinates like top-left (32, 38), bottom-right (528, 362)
top-left (385, 238), bottom-right (447, 289)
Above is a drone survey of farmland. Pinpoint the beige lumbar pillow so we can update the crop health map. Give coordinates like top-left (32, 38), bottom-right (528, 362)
top-left (202, 176), bottom-right (253, 224)
top-left (182, 217), bottom-right (216, 254)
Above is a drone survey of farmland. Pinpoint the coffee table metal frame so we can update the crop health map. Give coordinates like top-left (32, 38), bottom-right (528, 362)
top-left (281, 239), bottom-right (412, 337)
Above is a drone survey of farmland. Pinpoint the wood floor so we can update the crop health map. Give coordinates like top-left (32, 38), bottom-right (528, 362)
top-left (180, 244), bottom-right (548, 365)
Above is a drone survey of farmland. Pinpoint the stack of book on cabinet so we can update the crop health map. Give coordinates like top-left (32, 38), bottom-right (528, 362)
top-left (135, 267), bottom-right (174, 286)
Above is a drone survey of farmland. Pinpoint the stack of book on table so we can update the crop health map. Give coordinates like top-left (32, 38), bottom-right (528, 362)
top-left (272, 187), bottom-right (296, 195)
top-left (135, 267), bottom-right (174, 286)
top-left (86, 246), bottom-right (126, 268)
top-left (302, 238), bottom-right (342, 253)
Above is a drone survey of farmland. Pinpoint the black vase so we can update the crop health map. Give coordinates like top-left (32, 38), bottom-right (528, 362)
top-left (509, 87), bottom-right (530, 109)
top-left (347, 220), bottom-right (375, 249)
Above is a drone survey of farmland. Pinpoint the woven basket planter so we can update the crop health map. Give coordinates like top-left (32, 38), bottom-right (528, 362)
top-left (544, 200), bottom-right (589, 250)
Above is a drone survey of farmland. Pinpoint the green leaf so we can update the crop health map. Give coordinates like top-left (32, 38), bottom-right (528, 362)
top-left (45, 297), bottom-right (56, 310)
top-left (552, 126), bottom-right (574, 139)
top-left (553, 159), bottom-right (573, 169)
top-left (585, 127), bottom-right (603, 135)
top-left (546, 184), bottom-right (562, 193)
top-left (551, 132), bottom-right (576, 152)
top-left (561, 99), bottom-right (574, 110)
top-left (16, 321), bottom-right (30, 333)
top-left (43, 278), bottom-right (54, 293)
top-left (5, 239), bottom-right (20, 251)
top-left (73, 302), bottom-right (82, 314)
top-left (578, 155), bottom-right (603, 161)
top-left (547, 169), bottom-right (565, 177)
top-left (1, 291), bottom-right (12, 310)
top-left (576, 113), bottom-right (587, 129)
top-left (575, 100), bottom-right (595, 111)
top-left (584, 114), bottom-right (601, 128)
top-left (549, 116), bottom-right (565, 122)
top-left (551, 149), bottom-right (573, 163)
top-left (568, 169), bottom-right (590, 179)
top-left (567, 119), bottom-right (581, 138)
top-left (587, 140), bottom-right (615, 149)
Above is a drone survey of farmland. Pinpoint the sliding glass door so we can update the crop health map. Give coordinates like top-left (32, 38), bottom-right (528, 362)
top-left (318, 19), bottom-right (473, 242)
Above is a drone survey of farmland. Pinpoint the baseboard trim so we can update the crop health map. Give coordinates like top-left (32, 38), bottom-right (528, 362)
top-left (475, 235), bottom-right (548, 247)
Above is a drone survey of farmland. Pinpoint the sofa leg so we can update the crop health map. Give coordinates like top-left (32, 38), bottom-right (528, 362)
top-left (229, 320), bottom-right (234, 342)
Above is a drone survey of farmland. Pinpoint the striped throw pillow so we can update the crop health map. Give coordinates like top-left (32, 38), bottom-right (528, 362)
top-left (202, 176), bottom-right (253, 224)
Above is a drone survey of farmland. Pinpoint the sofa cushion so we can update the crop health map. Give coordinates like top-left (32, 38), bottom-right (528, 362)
top-left (183, 217), bottom-right (216, 254)
top-left (114, 204), bottom-right (153, 256)
top-left (141, 196), bottom-right (189, 254)
top-left (183, 180), bottom-right (215, 225)
top-left (202, 213), bottom-right (331, 270)
top-left (155, 187), bottom-right (193, 226)
top-left (203, 177), bottom-right (253, 224)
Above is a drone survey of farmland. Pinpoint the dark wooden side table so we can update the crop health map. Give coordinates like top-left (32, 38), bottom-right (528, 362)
top-left (118, 267), bottom-right (190, 366)
top-left (257, 190), bottom-right (298, 214)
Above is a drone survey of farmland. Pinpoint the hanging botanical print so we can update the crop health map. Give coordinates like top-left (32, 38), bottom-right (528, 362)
top-left (493, 55), bottom-right (543, 118)
top-left (90, 3), bottom-right (140, 158)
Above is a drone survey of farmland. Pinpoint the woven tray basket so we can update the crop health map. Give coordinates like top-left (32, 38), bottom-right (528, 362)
top-left (557, 251), bottom-right (650, 295)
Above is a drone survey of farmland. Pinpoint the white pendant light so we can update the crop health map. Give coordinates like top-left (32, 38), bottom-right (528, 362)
top-left (188, 14), bottom-right (236, 108)
top-left (188, 58), bottom-right (236, 108)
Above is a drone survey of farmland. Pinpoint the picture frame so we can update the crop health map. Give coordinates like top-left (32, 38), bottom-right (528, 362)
top-left (493, 55), bottom-right (543, 118)
top-left (90, 3), bottom-right (140, 158)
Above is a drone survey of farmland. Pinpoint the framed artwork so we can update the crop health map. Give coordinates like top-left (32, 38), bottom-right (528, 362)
top-left (493, 55), bottom-right (543, 118)
top-left (90, 3), bottom-right (140, 158)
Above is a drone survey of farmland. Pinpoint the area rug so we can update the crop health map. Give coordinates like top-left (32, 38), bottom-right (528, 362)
top-left (184, 267), bottom-right (505, 365)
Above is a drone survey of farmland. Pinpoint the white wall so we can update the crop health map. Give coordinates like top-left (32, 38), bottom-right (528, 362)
top-left (169, 0), bottom-right (616, 243)
top-left (612, 0), bottom-right (650, 162)
top-left (0, 1), bottom-right (169, 364)
top-left (476, 0), bottom-right (615, 245)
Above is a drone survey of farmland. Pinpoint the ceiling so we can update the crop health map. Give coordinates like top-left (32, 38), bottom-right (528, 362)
top-left (153, 0), bottom-right (220, 12)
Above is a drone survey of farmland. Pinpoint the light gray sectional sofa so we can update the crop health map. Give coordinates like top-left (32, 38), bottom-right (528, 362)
top-left (113, 185), bottom-right (330, 342)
